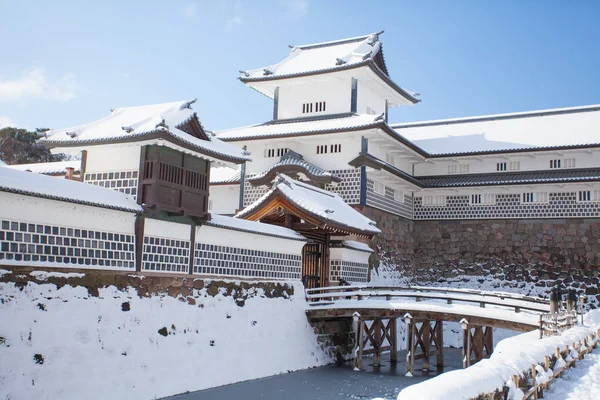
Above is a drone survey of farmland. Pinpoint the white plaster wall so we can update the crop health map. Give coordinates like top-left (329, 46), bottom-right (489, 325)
top-left (277, 79), bottom-right (352, 120)
top-left (414, 150), bottom-right (600, 176)
top-left (368, 140), bottom-right (415, 175)
top-left (209, 185), bottom-right (240, 215)
top-left (357, 80), bottom-right (385, 115)
top-left (0, 192), bottom-right (135, 233)
top-left (235, 132), bottom-right (367, 176)
top-left (196, 225), bottom-right (305, 255)
top-left (144, 219), bottom-right (190, 240)
top-left (85, 144), bottom-right (141, 173)
top-left (330, 247), bottom-right (371, 265)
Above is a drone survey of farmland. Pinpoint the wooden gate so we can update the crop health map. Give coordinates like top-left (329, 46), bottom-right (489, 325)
top-left (302, 243), bottom-right (324, 289)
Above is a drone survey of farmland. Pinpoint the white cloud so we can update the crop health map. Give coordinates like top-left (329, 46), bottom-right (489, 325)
top-left (0, 116), bottom-right (18, 129)
top-left (0, 68), bottom-right (77, 102)
top-left (226, 15), bottom-right (243, 30)
top-left (281, 0), bottom-right (309, 16)
top-left (184, 3), bottom-right (197, 18)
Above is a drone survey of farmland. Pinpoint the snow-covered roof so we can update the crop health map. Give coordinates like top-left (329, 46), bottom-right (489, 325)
top-left (247, 150), bottom-right (341, 185)
top-left (341, 240), bottom-right (373, 253)
top-left (392, 104), bottom-right (600, 151)
top-left (206, 214), bottom-right (306, 241)
top-left (237, 174), bottom-right (380, 236)
top-left (8, 160), bottom-right (81, 175)
top-left (42, 100), bottom-right (250, 164)
top-left (238, 32), bottom-right (419, 104)
top-left (0, 164), bottom-right (141, 212)
top-left (217, 113), bottom-right (380, 141)
top-left (210, 165), bottom-right (241, 184)
top-left (413, 134), bottom-right (535, 154)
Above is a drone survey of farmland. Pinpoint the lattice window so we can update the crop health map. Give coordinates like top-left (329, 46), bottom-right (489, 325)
top-left (393, 189), bottom-right (404, 203)
top-left (142, 236), bottom-right (190, 273)
top-left (84, 170), bottom-right (139, 198)
top-left (0, 219), bottom-right (135, 268)
top-left (522, 192), bottom-right (548, 204)
top-left (496, 162), bottom-right (507, 171)
top-left (578, 190), bottom-right (600, 202)
top-left (302, 101), bottom-right (326, 114)
top-left (265, 148), bottom-right (289, 158)
top-left (330, 144), bottom-right (342, 153)
top-left (448, 164), bottom-right (469, 174)
top-left (316, 145), bottom-right (328, 154)
top-left (470, 193), bottom-right (496, 205)
top-left (549, 158), bottom-right (574, 169)
top-left (372, 181), bottom-right (385, 195)
top-left (366, 106), bottom-right (377, 115)
top-left (193, 243), bottom-right (301, 280)
top-left (421, 195), bottom-right (447, 206)
top-left (509, 161), bottom-right (521, 171)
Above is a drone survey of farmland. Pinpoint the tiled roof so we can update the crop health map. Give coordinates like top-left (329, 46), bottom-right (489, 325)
top-left (237, 174), bottom-right (380, 235)
top-left (210, 166), bottom-right (241, 184)
top-left (417, 168), bottom-right (600, 188)
top-left (206, 214), bottom-right (306, 241)
top-left (247, 150), bottom-right (341, 185)
top-left (238, 32), bottom-right (419, 104)
top-left (217, 113), bottom-right (381, 141)
top-left (0, 163), bottom-right (141, 212)
top-left (42, 100), bottom-right (250, 164)
top-left (9, 160), bottom-right (81, 175)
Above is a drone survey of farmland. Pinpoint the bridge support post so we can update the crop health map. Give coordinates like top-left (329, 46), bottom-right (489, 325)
top-left (390, 317), bottom-right (398, 364)
top-left (461, 320), bottom-right (494, 367)
top-left (405, 317), bottom-right (444, 373)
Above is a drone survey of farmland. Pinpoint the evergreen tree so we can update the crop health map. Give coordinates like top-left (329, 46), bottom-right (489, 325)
top-left (0, 127), bottom-right (65, 165)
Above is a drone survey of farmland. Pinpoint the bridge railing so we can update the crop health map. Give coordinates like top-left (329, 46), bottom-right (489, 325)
top-left (305, 285), bottom-right (551, 314)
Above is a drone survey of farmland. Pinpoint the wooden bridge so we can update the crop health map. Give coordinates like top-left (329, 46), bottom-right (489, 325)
top-left (305, 285), bottom-right (551, 373)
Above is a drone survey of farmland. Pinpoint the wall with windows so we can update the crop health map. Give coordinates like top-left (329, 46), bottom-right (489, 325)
top-left (414, 150), bottom-right (600, 176)
top-left (276, 79), bottom-right (352, 120)
top-left (329, 246), bottom-right (371, 283)
top-left (0, 192), bottom-right (136, 270)
top-left (413, 184), bottom-right (600, 220)
top-left (84, 144), bottom-right (142, 198)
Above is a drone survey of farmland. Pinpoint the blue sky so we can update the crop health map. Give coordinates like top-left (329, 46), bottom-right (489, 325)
top-left (1, 0), bottom-right (599, 131)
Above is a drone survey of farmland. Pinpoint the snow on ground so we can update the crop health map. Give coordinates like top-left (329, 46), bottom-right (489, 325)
top-left (0, 280), bottom-right (331, 400)
top-left (544, 348), bottom-right (600, 400)
top-left (396, 310), bottom-right (600, 400)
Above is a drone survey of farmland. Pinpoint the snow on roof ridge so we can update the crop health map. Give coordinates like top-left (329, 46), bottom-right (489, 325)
top-left (295, 32), bottom-right (379, 50)
top-left (207, 214), bottom-right (306, 241)
top-left (0, 166), bottom-right (141, 212)
top-left (392, 103), bottom-right (600, 128)
top-left (9, 160), bottom-right (81, 174)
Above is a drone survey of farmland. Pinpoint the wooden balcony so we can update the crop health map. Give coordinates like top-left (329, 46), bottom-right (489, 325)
top-left (139, 145), bottom-right (210, 220)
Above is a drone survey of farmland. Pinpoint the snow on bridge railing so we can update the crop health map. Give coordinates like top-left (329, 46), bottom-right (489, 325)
top-left (305, 285), bottom-right (551, 314)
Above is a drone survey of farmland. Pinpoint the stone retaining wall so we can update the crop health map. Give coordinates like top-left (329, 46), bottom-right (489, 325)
top-left (0, 266), bottom-right (294, 306)
top-left (361, 206), bottom-right (600, 308)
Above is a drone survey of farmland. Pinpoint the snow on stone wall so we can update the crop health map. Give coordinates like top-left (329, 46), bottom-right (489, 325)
top-left (0, 276), bottom-right (331, 400)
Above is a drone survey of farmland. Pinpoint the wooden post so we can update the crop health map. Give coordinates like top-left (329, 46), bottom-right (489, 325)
top-left (373, 319), bottom-right (382, 367)
top-left (390, 317), bottom-right (398, 364)
top-left (407, 319), bottom-right (416, 375)
top-left (484, 326), bottom-right (493, 357)
top-left (531, 364), bottom-right (538, 400)
top-left (460, 319), bottom-right (469, 368)
top-left (436, 320), bottom-right (444, 369)
top-left (422, 320), bottom-right (431, 371)
top-left (355, 319), bottom-right (364, 370)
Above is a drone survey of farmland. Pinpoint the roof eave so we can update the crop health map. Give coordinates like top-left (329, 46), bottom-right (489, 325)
top-left (44, 130), bottom-right (249, 164)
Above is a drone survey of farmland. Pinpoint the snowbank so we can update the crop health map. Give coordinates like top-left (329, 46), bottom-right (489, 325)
top-left (0, 280), bottom-right (330, 399)
top-left (397, 310), bottom-right (600, 400)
